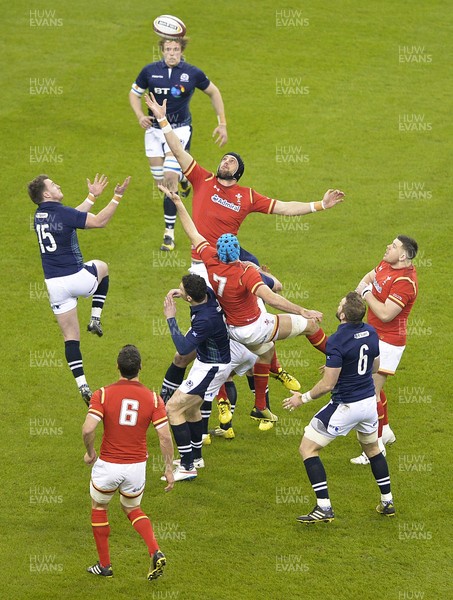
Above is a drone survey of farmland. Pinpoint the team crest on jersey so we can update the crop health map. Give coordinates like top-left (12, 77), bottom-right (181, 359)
top-left (180, 73), bottom-right (189, 82)
top-left (374, 275), bottom-right (391, 293)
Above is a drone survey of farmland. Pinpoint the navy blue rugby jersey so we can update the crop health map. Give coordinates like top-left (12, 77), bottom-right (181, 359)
top-left (325, 322), bottom-right (380, 403)
top-left (34, 202), bottom-right (87, 279)
top-left (131, 60), bottom-right (210, 127)
top-left (188, 288), bottom-right (231, 364)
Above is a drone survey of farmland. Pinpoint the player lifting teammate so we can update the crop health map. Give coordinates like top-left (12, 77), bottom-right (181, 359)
top-left (161, 185), bottom-right (327, 428)
top-left (145, 92), bottom-right (345, 412)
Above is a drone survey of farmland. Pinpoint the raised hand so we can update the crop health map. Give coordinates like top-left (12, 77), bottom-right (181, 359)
top-left (87, 173), bottom-right (109, 197)
top-left (158, 183), bottom-right (182, 204)
top-left (282, 393), bottom-right (304, 412)
top-left (303, 309), bottom-right (323, 322)
top-left (144, 93), bottom-right (167, 121)
top-left (114, 176), bottom-right (131, 197)
top-left (322, 189), bottom-right (345, 209)
top-left (212, 124), bottom-right (228, 147)
top-left (163, 293), bottom-right (177, 319)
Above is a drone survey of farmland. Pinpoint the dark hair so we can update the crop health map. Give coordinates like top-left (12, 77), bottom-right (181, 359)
top-left (343, 292), bottom-right (366, 323)
top-left (28, 174), bottom-right (49, 205)
top-left (117, 345), bottom-right (141, 379)
top-left (182, 274), bottom-right (207, 302)
top-left (158, 37), bottom-right (188, 52)
top-left (397, 235), bottom-right (418, 260)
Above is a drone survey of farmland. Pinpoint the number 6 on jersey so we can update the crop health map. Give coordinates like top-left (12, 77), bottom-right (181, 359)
top-left (119, 399), bottom-right (139, 426)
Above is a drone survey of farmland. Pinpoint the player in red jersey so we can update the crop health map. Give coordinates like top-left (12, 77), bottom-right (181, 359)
top-left (161, 185), bottom-right (325, 426)
top-left (145, 92), bottom-right (343, 408)
top-left (144, 92), bottom-right (344, 262)
top-left (351, 236), bottom-right (418, 464)
top-left (82, 345), bottom-right (174, 581)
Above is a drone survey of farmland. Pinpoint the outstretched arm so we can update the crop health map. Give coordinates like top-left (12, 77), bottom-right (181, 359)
top-left (158, 183), bottom-right (206, 248)
top-left (144, 93), bottom-right (193, 172)
top-left (85, 177), bottom-right (131, 229)
top-left (202, 82), bottom-right (228, 147)
top-left (273, 189), bottom-right (345, 216)
top-left (256, 284), bottom-right (323, 322)
top-left (282, 367), bottom-right (341, 411)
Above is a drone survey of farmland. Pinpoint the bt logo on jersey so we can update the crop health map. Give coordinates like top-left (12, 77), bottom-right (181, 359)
top-left (154, 87), bottom-right (171, 95)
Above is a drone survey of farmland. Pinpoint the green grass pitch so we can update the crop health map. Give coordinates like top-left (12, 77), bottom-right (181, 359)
top-left (2, 1), bottom-right (452, 598)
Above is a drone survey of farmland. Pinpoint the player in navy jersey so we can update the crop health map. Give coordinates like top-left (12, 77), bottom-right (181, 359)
top-left (161, 273), bottom-right (235, 481)
top-left (129, 36), bottom-right (227, 251)
top-left (28, 173), bottom-right (131, 405)
top-left (283, 292), bottom-right (395, 522)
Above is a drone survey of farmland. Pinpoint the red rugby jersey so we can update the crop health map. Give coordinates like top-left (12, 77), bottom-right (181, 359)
top-left (185, 161), bottom-right (276, 260)
top-left (198, 242), bottom-right (265, 327)
top-left (367, 260), bottom-right (418, 346)
top-left (88, 380), bottom-right (168, 464)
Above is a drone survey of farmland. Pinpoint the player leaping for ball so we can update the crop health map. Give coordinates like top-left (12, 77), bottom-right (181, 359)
top-left (28, 174), bottom-right (131, 406)
top-left (145, 92), bottom-right (345, 408)
top-left (160, 184), bottom-right (324, 428)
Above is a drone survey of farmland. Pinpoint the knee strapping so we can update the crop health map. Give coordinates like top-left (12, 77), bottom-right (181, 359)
top-left (288, 314), bottom-right (308, 337)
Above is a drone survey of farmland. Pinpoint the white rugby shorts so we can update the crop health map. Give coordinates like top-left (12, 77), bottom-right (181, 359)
top-left (229, 340), bottom-right (257, 376)
top-left (45, 262), bottom-right (98, 315)
top-left (145, 125), bottom-right (191, 158)
top-left (189, 260), bottom-right (210, 286)
top-left (90, 458), bottom-right (146, 507)
top-left (304, 395), bottom-right (378, 447)
top-left (377, 340), bottom-right (405, 375)
top-left (228, 311), bottom-right (279, 350)
top-left (180, 358), bottom-right (231, 402)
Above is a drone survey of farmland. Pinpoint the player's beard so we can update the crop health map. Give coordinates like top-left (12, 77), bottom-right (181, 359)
top-left (335, 310), bottom-right (341, 322)
top-left (216, 168), bottom-right (236, 181)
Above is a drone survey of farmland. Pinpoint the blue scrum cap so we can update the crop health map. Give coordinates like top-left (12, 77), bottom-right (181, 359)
top-left (216, 233), bottom-right (240, 263)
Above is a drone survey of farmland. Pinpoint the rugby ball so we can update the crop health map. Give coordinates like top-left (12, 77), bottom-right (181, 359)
top-left (153, 15), bottom-right (187, 38)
